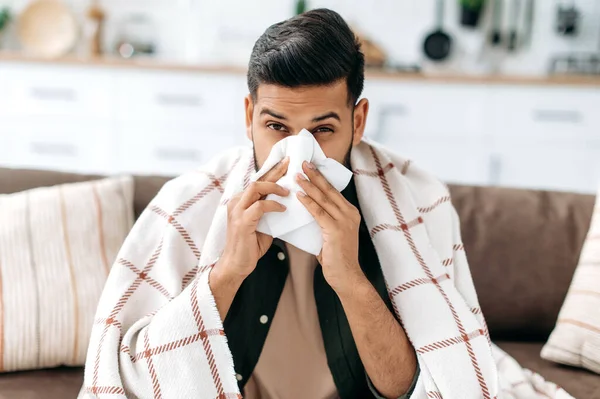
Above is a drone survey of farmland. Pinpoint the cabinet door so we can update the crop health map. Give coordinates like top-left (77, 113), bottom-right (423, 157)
top-left (117, 122), bottom-right (248, 176)
top-left (489, 86), bottom-right (600, 141)
top-left (8, 118), bottom-right (116, 174)
top-left (364, 80), bottom-right (488, 140)
top-left (492, 139), bottom-right (596, 193)
top-left (115, 71), bottom-right (247, 129)
top-left (2, 65), bottom-right (112, 119)
top-left (379, 136), bottom-right (492, 186)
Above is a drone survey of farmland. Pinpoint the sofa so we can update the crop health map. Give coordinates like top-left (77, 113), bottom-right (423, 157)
top-left (0, 167), bottom-right (599, 399)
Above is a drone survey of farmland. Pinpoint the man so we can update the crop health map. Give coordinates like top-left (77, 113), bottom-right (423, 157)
top-left (84, 8), bottom-right (569, 399)
top-left (210, 9), bottom-right (418, 398)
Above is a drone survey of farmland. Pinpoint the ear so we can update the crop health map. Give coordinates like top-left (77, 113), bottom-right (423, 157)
top-left (352, 98), bottom-right (369, 146)
top-left (244, 94), bottom-right (254, 141)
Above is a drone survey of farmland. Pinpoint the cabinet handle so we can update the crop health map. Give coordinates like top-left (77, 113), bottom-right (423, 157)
top-left (155, 94), bottom-right (202, 107)
top-left (30, 87), bottom-right (77, 102)
top-left (154, 147), bottom-right (201, 162)
top-left (30, 142), bottom-right (78, 157)
top-left (532, 109), bottom-right (583, 124)
top-left (489, 154), bottom-right (502, 185)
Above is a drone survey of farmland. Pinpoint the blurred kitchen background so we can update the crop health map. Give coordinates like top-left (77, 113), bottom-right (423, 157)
top-left (0, 0), bottom-right (599, 193)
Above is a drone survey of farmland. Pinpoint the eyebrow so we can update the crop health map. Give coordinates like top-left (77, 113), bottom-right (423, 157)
top-left (259, 108), bottom-right (287, 120)
top-left (312, 112), bottom-right (341, 123)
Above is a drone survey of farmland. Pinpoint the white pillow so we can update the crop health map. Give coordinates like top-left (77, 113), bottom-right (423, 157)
top-left (0, 176), bottom-right (134, 372)
top-left (541, 186), bottom-right (600, 374)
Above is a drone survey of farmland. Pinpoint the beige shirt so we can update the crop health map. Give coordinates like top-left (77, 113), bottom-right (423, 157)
top-left (244, 244), bottom-right (338, 399)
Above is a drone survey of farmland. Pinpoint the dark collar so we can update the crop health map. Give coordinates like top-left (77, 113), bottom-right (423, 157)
top-left (342, 178), bottom-right (369, 235)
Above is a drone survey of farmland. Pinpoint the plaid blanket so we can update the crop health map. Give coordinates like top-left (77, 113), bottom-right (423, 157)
top-left (80, 140), bottom-right (574, 398)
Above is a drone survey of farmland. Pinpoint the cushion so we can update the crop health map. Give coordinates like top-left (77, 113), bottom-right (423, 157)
top-left (0, 167), bottom-right (171, 219)
top-left (542, 186), bottom-right (600, 374)
top-left (0, 176), bottom-right (134, 372)
top-left (0, 367), bottom-right (84, 399)
top-left (498, 341), bottom-right (600, 399)
top-left (448, 184), bottom-right (595, 341)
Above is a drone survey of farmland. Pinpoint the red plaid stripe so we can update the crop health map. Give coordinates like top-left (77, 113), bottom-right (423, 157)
top-left (184, 157), bottom-right (241, 215)
top-left (453, 243), bottom-right (464, 251)
top-left (181, 261), bottom-right (218, 290)
top-left (129, 329), bottom-right (225, 363)
top-left (441, 258), bottom-right (453, 267)
top-left (416, 329), bottom-right (485, 354)
top-left (370, 217), bottom-right (423, 239)
top-left (417, 196), bottom-right (451, 214)
top-left (221, 156), bottom-right (255, 207)
top-left (150, 207), bottom-right (202, 260)
top-left (353, 162), bottom-right (395, 177)
top-left (94, 317), bottom-right (123, 332)
top-left (364, 146), bottom-right (491, 399)
top-left (86, 386), bottom-right (126, 395)
top-left (427, 392), bottom-right (443, 399)
top-left (191, 279), bottom-right (226, 396)
top-left (181, 265), bottom-right (199, 290)
top-left (470, 307), bottom-right (482, 315)
top-left (143, 329), bottom-right (163, 399)
top-left (243, 157), bottom-right (256, 189)
top-left (118, 259), bottom-right (172, 299)
top-left (390, 273), bottom-right (450, 297)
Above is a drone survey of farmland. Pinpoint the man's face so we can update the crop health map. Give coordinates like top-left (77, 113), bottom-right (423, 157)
top-left (244, 79), bottom-right (369, 170)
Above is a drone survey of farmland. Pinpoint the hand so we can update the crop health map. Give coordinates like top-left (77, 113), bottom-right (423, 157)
top-left (296, 161), bottom-right (364, 292)
top-left (217, 157), bottom-right (290, 281)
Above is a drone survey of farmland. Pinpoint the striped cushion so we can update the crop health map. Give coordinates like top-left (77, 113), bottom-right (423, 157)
top-left (0, 176), bottom-right (134, 372)
top-left (541, 186), bottom-right (600, 374)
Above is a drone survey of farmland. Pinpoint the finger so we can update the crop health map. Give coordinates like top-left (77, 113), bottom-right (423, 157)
top-left (302, 161), bottom-right (351, 210)
top-left (226, 193), bottom-right (242, 212)
top-left (296, 191), bottom-right (335, 228)
top-left (296, 173), bottom-right (343, 220)
top-left (245, 200), bottom-right (287, 224)
top-left (238, 181), bottom-right (290, 209)
top-left (258, 157), bottom-right (290, 183)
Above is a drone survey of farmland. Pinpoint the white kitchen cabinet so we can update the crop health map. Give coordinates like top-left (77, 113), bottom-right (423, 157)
top-left (115, 70), bottom-right (247, 130)
top-left (489, 86), bottom-right (600, 141)
top-left (363, 80), bottom-right (489, 139)
top-left (491, 138), bottom-right (598, 193)
top-left (2, 64), bottom-right (113, 120)
top-left (7, 118), bottom-right (117, 174)
top-left (364, 80), bottom-right (491, 186)
top-left (488, 85), bottom-right (600, 193)
top-left (116, 122), bottom-right (249, 176)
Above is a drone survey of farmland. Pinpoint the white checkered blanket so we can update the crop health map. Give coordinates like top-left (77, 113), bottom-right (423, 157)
top-left (80, 140), bottom-right (574, 398)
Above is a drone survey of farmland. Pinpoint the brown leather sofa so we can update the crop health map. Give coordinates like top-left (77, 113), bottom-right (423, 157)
top-left (0, 167), bottom-right (599, 399)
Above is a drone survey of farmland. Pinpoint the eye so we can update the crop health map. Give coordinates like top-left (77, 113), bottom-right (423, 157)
top-left (267, 123), bottom-right (288, 132)
top-left (314, 126), bottom-right (334, 134)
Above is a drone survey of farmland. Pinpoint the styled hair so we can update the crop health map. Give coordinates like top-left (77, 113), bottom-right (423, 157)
top-left (247, 8), bottom-right (365, 105)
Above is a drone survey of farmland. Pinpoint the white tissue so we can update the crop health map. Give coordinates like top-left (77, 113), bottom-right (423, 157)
top-left (250, 129), bottom-right (353, 255)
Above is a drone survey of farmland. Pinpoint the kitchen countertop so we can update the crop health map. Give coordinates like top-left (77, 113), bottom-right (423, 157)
top-left (1, 51), bottom-right (600, 87)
